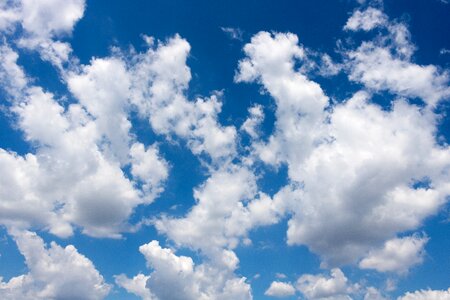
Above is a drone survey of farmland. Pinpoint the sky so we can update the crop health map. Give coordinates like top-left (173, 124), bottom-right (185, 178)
top-left (0, 0), bottom-right (449, 299)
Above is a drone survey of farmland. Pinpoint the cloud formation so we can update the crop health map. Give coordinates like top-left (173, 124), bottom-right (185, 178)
top-left (0, 1), bottom-right (449, 299)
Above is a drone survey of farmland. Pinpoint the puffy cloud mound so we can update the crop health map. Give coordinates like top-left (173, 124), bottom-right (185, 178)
top-left (265, 281), bottom-right (296, 297)
top-left (0, 230), bottom-right (110, 300)
top-left (296, 268), bottom-right (357, 300)
top-left (398, 288), bottom-right (450, 300)
top-left (236, 30), bottom-right (450, 267)
top-left (115, 240), bottom-right (252, 300)
top-left (359, 235), bottom-right (428, 274)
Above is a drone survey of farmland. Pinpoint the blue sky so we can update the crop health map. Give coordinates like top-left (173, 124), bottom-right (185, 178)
top-left (0, 0), bottom-right (449, 299)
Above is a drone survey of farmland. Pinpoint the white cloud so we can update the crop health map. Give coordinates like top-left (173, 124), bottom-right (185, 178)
top-left (296, 268), bottom-right (357, 300)
top-left (344, 8), bottom-right (450, 106)
top-left (0, 230), bottom-right (110, 300)
top-left (364, 287), bottom-right (387, 300)
top-left (347, 42), bottom-right (449, 106)
top-left (19, 0), bottom-right (84, 38)
top-left (236, 31), bottom-right (450, 267)
top-left (359, 235), bottom-right (428, 274)
top-left (265, 281), bottom-right (296, 297)
top-left (1, 0), bottom-right (85, 68)
top-left (116, 240), bottom-right (252, 300)
top-left (129, 143), bottom-right (169, 200)
top-left (0, 45), bottom-right (27, 98)
top-left (241, 104), bottom-right (264, 139)
top-left (221, 27), bottom-right (243, 41)
top-left (0, 45), bottom-right (169, 238)
top-left (155, 164), bottom-right (286, 259)
top-left (115, 274), bottom-right (155, 300)
top-left (235, 31), bottom-right (329, 181)
top-left (398, 288), bottom-right (450, 300)
top-left (344, 7), bottom-right (388, 31)
top-left (67, 57), bottom-right (133, 163)
top-left (0, 2), bottom-right (20, 33)
top-left (130, 35), bottom-right (237, 162)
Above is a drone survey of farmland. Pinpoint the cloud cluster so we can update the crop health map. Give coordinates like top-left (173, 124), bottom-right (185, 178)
top-left (235, 26), bottom-right (449, 267)
top-left (0, 43), bottom-right (170, 238)
top-left (0, 1), bottom-right (449, 299)
top-left (115, 240), bottom-right (251, 300)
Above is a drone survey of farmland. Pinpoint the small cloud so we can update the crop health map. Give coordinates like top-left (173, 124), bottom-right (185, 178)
top-left (265, 281), bottom-right (296, 298)
top-left (221, 27), bottom-right (243, 41)
top-left (440, 48), bottom-right (450, 55)
top-left (275, 273), bottom-right (287, 279)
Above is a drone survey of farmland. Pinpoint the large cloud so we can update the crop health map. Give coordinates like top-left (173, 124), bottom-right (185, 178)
top-left (235, 30), bottom-right (450, 266)
top-left (0, 44), bottom-right (169, 238)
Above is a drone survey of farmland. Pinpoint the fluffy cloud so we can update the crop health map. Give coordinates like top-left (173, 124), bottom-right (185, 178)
top-left (364, 287), bottom-right (387, 300)
top-left (116, 240), bottom-right (252, 300)
top-left (359, 235), bottom-right (428, 274)
top-left (155, 164), bottom-right (288, 260)
top-left (265, 281), bottom-right (296, 297)
top-left (0, 230), bottom-right (110, 300)
top-left (0, 0), bottom-right (85, 68)
top-left (236, 31), bottom-right (450, 266)
top-left (235, 31), bottom-right (329, 180)
top-left (398, 288), bottom-right (450, 300)
top-left (115, 274), bottom-right (155, 300)
top-left (345, 8), bottom-right (450, 106)
top-left (344, 7), bottom-right (387, 31)
top-left (296, 268), bottom-right (357, 300)
top-left (129, 35), bottom-right (237, 163)
top-left (241, 104), bottom-right (264, 139)
top-left (0, 45), bottom-right (168, 238)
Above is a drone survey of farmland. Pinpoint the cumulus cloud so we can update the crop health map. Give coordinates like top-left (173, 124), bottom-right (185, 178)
top-left (359, 235), bottom-right (428, 274)
top-left (0, 230), bottom-right (110, 300)
top-left (0, 44), bottom-right (169, 238)
top-left (0, 0), bottom-right (85, 68)
top-left (1, 1), bottom-right (450, 298)
top-left (398, 288), bottom-right (450, 300)
top-left (116, 240), bottom-right (252, 300)
top-left (344, 7), bottom-right (388, 31)
top-left (115, 274), bottom-right (155, 300)
top-left (155, 165), bottom-right (276, 258)
top-left (241, 104), bottom-right (264, 139)
top-left (296, 268), bottom-right (357, 300)
top-left (236, 31), bottom-right (450, 267)
top-left (344, 7), bottom-right (450, 106)
top-left (235, 31), bottom-right (329, 180)
top-left (129, 35), bottom-right (237, 163)
top-left (265, 281), bottom-right (296, 297)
